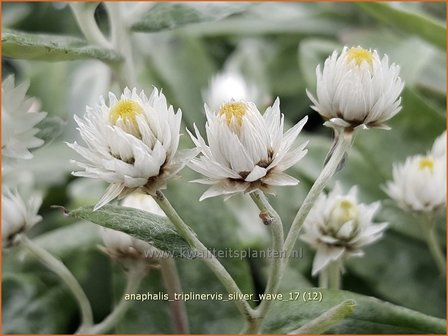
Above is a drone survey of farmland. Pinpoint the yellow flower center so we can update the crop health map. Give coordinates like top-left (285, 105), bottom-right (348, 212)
top-left (336, 199), bottom-right (358, 223)
top-left (219, 102), bottom-right (247, 128)
top-left (346, 47), bottom-right (373, 66)
top-left (109, 99), bottom-right (144, 130)
top-left (328, 198), bottom-right (358, 233)
top-left (419, 157), bottom-right (434, 171)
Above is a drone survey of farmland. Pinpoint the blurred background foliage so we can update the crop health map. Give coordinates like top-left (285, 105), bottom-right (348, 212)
top-left (2, 2), bottom-right (446, 334)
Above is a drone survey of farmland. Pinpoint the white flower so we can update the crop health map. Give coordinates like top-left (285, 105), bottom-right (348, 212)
top-left (204, 71), bottom-right (261, 112)
top-left (2, 75), bottom-right (47, 160)
top-left (68, 87), bottom-right (197, 210)
top-left (306, 46), bottom-right (404, 131)
top-left (101, 192), bottom-right (165, 265)
top-left (2, 188), bottom-right (42, 248)
top-left (430, 131), bottom-right (446, 158)
top-left (300, 183), bottom-right (387, 275)
top-left (385, 154), bottom-right (446, 213)
top-left (188, 98), bottom-right (308, 201)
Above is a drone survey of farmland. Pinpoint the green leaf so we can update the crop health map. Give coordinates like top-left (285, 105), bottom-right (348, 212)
top-left (2, 29), bottom-right (122, 63)
top-left (347, 232), bottom-right (446, 319)
top-left (66, 205), bottom-right (194, 258)
top-left (356, 2), bottom-right (446, 49)
top-left (293, 299), bottom-right (356, 334)
top-left (131, 2), bottom-right (250, 32)
top-left (264, 289), bottom-right (446, 334)
top-left (35, 116), bottom-right (66, 146)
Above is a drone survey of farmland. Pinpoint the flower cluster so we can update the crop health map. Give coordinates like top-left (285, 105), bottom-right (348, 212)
top-left (301, 184), bottom-right (388, 275)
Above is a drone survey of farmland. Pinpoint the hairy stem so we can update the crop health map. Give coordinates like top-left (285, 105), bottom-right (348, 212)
top-left (69, 3), bottom-right (111, 48)
top-left (85, 265), bottom-right (147, 334)
top-left (249, 190), bottom-right (284, 332)
top-left (87, 269), bottom-right (145, 334)
top-left (283, 132), bottom-right (353, 261)
top-left (105, 2), bottom-right (138, 88)
top-left (154, 190), bottom-right (256, 323)
top-left (159, 258), bottom-right (190, 334)
top-left (420, 215), bottom-right (446, 275)
top-left (20, 235), bottom-right (94, 333)
top-left (327, 261), bottom-right (341, 290)
top-left (318, 269), bottom-right (329, 288)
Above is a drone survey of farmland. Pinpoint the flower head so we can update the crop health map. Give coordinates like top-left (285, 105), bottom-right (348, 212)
top-left (2, 75), bottom-right (47, 160)
top-left (306, 46), bottom-right (404, 131)
top-left (301, 183), bottom-right (387, 275)
top-left (2, 188), bottom-right (42, 248)
top-left (385, 154), bottom-right (446, 213)
top-left (188, 98), bottom-right (308, 201)
top-left (204, 71), bottom-right (261, 112)
top-left (68, 87), bottom-right (197, 210)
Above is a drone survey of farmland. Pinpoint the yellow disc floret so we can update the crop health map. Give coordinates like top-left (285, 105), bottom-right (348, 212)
top-left (219, 102), bottom-right (247, 128)
top-left (110, 99), bottom-right (144, 130)
top-left (335, 199), bottom-right (358, 223)
top-left (346, 47), bottom-right (373, 66)
top-left (419, 157), bottom-right (435, 171)
top-left (328, 198), bottom-right (359, 233)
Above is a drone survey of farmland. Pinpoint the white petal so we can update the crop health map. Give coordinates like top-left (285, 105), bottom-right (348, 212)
top-left (245, 166), bottom-right (267, 182)
top-left (262, 172), bottom-right (299, 186)
top-left (94, 183), bottom-right (126, 210)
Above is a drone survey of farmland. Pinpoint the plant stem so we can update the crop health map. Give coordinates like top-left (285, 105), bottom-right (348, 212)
top-left (283, 132), bottom-right (353, 261)
top-left (154, 190), bottom-right (256, 323)
top-left (85, 265), bottom-right (147, 334)
top-left (104, 2), bottom-right (138, 88)
top-left (327, 261), bottom-right (341, 290)
top-left (318, 268), bottom-right (329, 288)
top-left (159, 257), bottom-right (190, 334)
top-left (249, 190), bottom-right (284, 332)
top-left (20, 235), bottom-right (94, 333)
top-left (420, 215), bottom-right (446, 275)
top-left (69, 3), bottom-right (111, 48)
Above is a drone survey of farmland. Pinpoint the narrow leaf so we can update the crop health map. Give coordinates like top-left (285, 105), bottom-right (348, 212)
top-left (356, 3), bottom-right (445, 49)
top-left (264, 289), bottom-right (446, 334)
top-left (131, 2), bottom-right (250, 32)
top-left (66, 205), bottom-right (194, 258)
top-left (290, 299), bottom-right (356, 334)
top-left (2, 29), bottom-right (122, 63)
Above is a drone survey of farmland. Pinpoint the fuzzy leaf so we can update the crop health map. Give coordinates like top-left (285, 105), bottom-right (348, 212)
top-left (66, 205), bottom-right (194, 258)
top-left (131, 2), bottom-right (250, 32)
top-left (291, 299), bottom-right (356, 334)
top-left (2, 29), bottom-right (122, 63)
top-left (264, 289), bottom-right (446, 334)
top-left (356, 2), bottom-right (445, 49)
